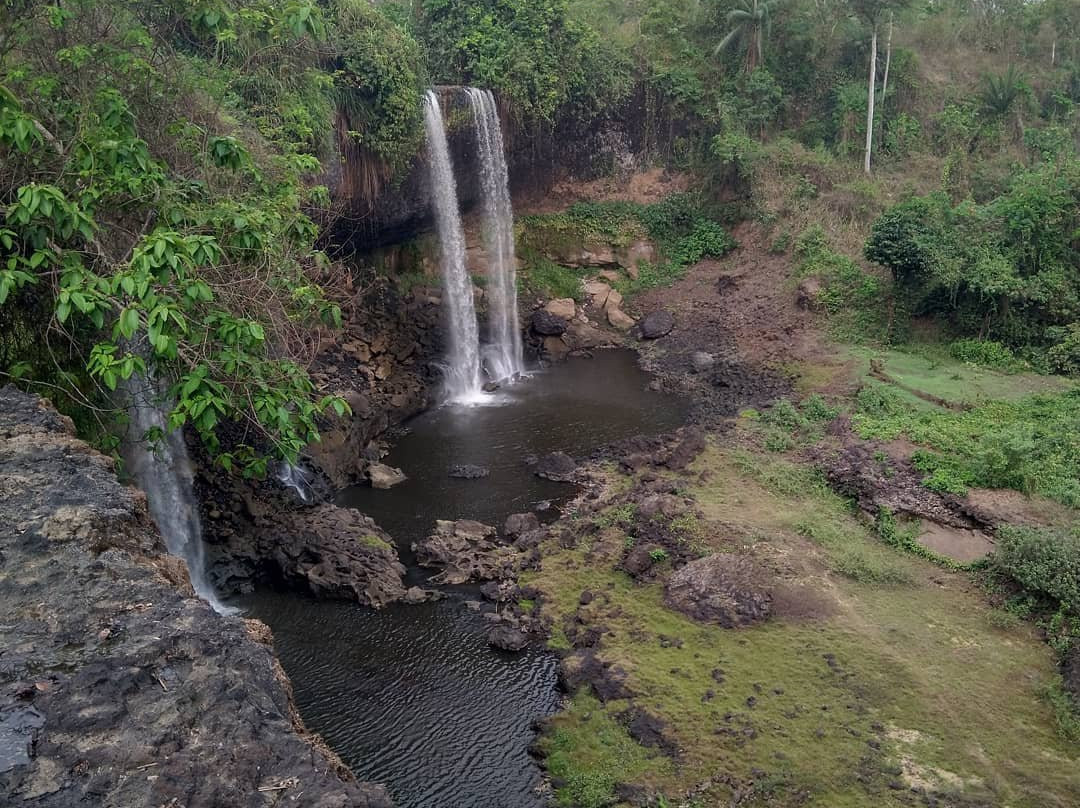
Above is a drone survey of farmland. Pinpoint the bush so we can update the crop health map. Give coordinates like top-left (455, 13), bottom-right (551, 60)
top-left (995, 526), bottom-right (1080, 615)
top-left (949, 339), bottom-right (1018, 369)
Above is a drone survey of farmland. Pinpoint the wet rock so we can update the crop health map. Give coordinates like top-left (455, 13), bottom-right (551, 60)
top-left (487, 623), bottom-right (529, 651)
top-left (639, 310), bottom-right (675, 339)
top-left (534, 452), bottom-right (577, 483)
top-left (545, 298), bottom-right (577, 320)
top-left (404, 586), bottom-right (441, 604)
top-left (0, 388), bottom-right (388, 807)
top-left (690, 351), bottom-right (716, 373)
top-left (665, 553), bottom-right (773, 628)
top-left (412, 520), bottom-right (518, 585)
top-left (369, 462), bottom-right (407, 489)
top-left (531, 309), bottom-right (568, 336)
top-left (449, 464), bottom-right (490, 479)
top-left (504, 512), bottom-right (540, 537)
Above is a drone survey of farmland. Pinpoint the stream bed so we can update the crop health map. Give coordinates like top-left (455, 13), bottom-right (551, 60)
top-left (242, 350), bottom-right (688, 808)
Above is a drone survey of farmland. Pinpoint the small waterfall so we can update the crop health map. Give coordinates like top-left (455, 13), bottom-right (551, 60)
top-left (466, 87), bottom-right (524, 382)
top-left (122, 377), bottom-right (235, 615)
top-left (277, 461), bottom-right (314, 504)
top-left (422, 90), bottom-right (484, 403)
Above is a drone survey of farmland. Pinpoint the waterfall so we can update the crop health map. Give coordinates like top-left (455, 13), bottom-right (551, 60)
top-left (466, 87), bottom-right (524, 382)
top-left (422, 90), bottom-right (484, 403)
top-left (122, 377), bottom-right (235, 615)
top-left (277, 461), bottom-right (314, 504)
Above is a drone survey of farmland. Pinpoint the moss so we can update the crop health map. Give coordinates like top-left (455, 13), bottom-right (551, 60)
top-left (359, 534), bottom-right (392, 551)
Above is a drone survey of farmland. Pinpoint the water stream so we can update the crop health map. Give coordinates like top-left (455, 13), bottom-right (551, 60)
top-left (243, 352), bottom-right (689, 808)
top-left (422, 90), bottom-right (484, 403)
top-left (467, 87), bottom-right (524, 383)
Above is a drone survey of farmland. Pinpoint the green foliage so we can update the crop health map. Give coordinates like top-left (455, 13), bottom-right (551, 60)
top-left (865, 163), bottom-right (1080, 350)
top-left (330, 0), bottom-right (424, 178)
top-left (875, 507), bottom-right (965, 569)
top-left (996, 525), bottom-right (1080, 615)
top-left (948, 339), bottom-right (1020, 370)
top-left (854, 389), bottom-right (1080, 506)
top-left (521, 253), bottom-right (589, 301)
top-left (757, 394), bottom-right (839, 451)
top-left (0, 0), bottom-right (350, 473)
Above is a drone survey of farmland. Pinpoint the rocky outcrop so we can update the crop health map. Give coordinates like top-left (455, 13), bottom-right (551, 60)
top-left (0, 387), bottom-right (391, 807)
top-left (412, 520), bottom-right (519, 584)
top-left (205, 497), bottom-right (406, 607)
top-left (531, 309), bottom-right (568, 336)
top-left (664, 553), bottom-right (773, 628)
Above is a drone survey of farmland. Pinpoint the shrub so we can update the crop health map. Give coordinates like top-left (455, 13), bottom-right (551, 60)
top-left (995, 526), bottom-right (1080, 615)
top-left (949, 339), bottom-right (1018, 369)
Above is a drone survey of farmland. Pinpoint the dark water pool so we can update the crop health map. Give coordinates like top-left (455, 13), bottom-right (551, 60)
top-left (242, 350), bottom-right (688, 808)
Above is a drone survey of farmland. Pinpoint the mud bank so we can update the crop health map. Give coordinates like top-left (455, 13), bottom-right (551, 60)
top-left (0, 387), bottom-right (391, 808)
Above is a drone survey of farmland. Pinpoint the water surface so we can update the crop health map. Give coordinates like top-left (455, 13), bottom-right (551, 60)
top-left (244, 350), bottom-right (688, 808)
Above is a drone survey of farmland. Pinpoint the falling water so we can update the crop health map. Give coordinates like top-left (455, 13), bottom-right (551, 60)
top-left (122, 377), bottom-right (235, 615)
top-left (422, 90), bottom-right (484, 403)
top-left (277, 461), bottom-right (314, 504)
top-left (466, 87), bottom-right (524, 382)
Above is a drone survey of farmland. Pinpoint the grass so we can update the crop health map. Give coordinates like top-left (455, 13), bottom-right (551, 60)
top-left (359, 534), bottom-right (393, 551)
top-left (524, 446), bottom-right (1080, 806)
top-left (519, 251), bottom-right (588, 301)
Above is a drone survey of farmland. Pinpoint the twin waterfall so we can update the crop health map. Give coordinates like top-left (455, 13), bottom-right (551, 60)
top-left (422, 88), bottom-right (524, 403)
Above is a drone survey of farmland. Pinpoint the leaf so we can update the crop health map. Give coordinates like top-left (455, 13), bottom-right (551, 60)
top-left (119, 307), bottom-right (139, 338)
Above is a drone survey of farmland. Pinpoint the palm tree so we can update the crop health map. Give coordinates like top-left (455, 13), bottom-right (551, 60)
top-left (980, 65), bottom-right (1027, 141)
top-left (716, 0), bottom-right (779, 73)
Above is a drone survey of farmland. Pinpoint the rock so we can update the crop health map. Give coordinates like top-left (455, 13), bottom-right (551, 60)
top-left (563, 320), bottom-right (612, 350)
top-left (638, 494), bottom-right (687, 520)
top-left (666, 426), bottom-right (707, 470)
top-left (603, 288), bottom-right (624, 312)
top-left (504, 512), bottom-right (540, 537)
top-left (368, 462), bottom-right (406, 489)
top-left (542, 335), bottom-right (570, 359)
top-left (607, 307), bottom-right (636, 331)
top-left (797, 276), bottom-right (824, 310)
top-left (488, 623), bottom-right (529, 651)
top-left (0, 388), bottom-right (390, 808)
top-left (639, 310), bottom-right (675, 339)
top-left (579, 590), bottom-right (595, 606)
top-left (404, 586), bottom-right (435, 604)
top-left (690, 351), bottom-right (715, 373)
top-left (619, 240), bottom-right (655, 278)
top-left (664, 553), bottom-right (773, 628)
top-left (449, 464), bottom-right (490, 479)
top-left (534, 451), bottom-right (577, 482)
top-left (411, 519), bottom-right (518, 584)
top-left (558, 650), bottom-right (634, 702)
top-left (544, 298), bottom-right (577, 320)
top-left (531, 309), bottom-right (568, 336)
top-left (622, 543), bottom-right (664, 577)
top-left (482, 381), bottom-right (500, 393)
top-left (583, 280), bottom-right (612, 308)
top-left (621, 707), bottom-right (680, 757)
top-left (598, 269), bottom-right (621, 283)
top-left (614, 783), bottom-right (655, 807)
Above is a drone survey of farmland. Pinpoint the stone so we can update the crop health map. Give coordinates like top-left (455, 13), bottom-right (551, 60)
top-left (607, 307), bottom-right (636, 331)
top-left (449, 464), bottom-right (490, 479)
top-left (619, 240), bottom-right (655, 278)
top-left (690, 351), bottom-right (715, 373)
top-left (368, 462), bottom-right (406, 489)
top-left (603, 288), bottom-right (624, 312)
top-left (666, 426), bottom-right (707, 470)
top-left (622, 543), bottom-right (664, 577)
top-left (598, 269), bottom-right (621, 283)
top-left (411, 519), bottom-right (518, 585)
top-left (664, 553), bottom-right (773, 628)
top-left (544, 298), bottom-right (577, 320)
top-left (404, 586), bottom-right (433, 604)
top-left (639, 310), bottom-right (675, 339)
top-left (504, 512), bottom-right (540, 537)
top-left (542, 335), bottom-right (570, 359)
top-left (534, 451), bottom-right (577, 482)
top-left (488, 623), bottom-right (529, 651)
top-left (531, 309), bottom-right (568, 336)
top-left (583, 280), bottom-right (612, 308)
top-left (564, 320), bottom-right (612, 350)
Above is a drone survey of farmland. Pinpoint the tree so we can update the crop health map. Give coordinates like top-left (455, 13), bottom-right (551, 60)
top-left (849, 0), bottom-right (907, 173)
top-left (716, 0), bottom-right (779, 73)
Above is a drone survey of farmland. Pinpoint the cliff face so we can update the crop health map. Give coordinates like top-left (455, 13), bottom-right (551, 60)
top-left (0, 387), bottom-right (391, 808)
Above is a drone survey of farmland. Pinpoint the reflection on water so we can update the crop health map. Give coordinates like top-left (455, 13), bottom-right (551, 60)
top-left (243, 350), bottom-right (688, 808)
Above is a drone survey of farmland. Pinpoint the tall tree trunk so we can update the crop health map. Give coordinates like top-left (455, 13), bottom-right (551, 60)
top-left (877, 12), bottom-right (893, 152)
top-left (864, 23), bottom-right (878, 174)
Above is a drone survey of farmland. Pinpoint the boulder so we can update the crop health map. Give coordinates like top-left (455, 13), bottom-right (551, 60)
top-left (411, 519), bottom-right (518, 584)
top-left (488, 623), bottom-right (529, 651)
top-left (622, 543), bottom-right (664, 578)
top-left (534, 451), bottom-right (577, 482)
top-left (664, 554), bottom-right (772, 628)
top-left (368, 462), bottom-right (406, 489)
top-left (449, 464), bottom-right (490, 479)
top-left (639, 310), bottom-right (675, 339)
top-left (531, 309), bottom-right (568, 336)
top-left (690, 351), bottom-right (715, 373)
top-left (542, 335), bottom-right (570, 359)
top-left (583, 280), bottom-right (612, 308)
top-left (608, 307), bottom-right (636, 331)
top-left (544, 298), bottom-right (577, 320)
top-left (603, 288), bottom-right (624, 313)
top-left (504, 512), bottom-right (541, 537)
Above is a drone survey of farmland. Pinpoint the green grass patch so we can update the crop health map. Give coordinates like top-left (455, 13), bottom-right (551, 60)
top-left (538, 691), bottom-right (670, 808)
top-left (359, 534), bottom-right (393, 551)
top-left (519, 251), bottom-right (588, 301)
top-left (854, 386), bottom-right (1080, 507)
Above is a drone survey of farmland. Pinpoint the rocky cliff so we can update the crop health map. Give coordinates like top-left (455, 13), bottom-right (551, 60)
top-left (0, 387), bottom-right (391, 808)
